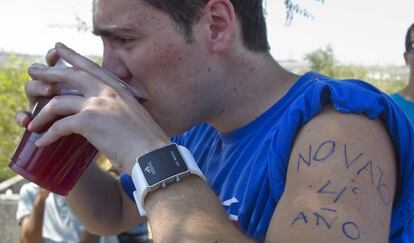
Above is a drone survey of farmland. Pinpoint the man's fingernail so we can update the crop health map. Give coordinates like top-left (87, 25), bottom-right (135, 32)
top-left (55, 42), bottom-right (66, 49)
top-left (43, 86), bottom-right (51, 94)
top-left (29, 64), bottom-right (46, 70)
top-left (34, 140), bottom-right (42, 147)
top-left (47, 48), bottom-right (57, 55)
top-left (27, 122), bottom-right (32, 131)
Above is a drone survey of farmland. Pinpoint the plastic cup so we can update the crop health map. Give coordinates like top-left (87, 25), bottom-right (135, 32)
top-left (9, 95), bottom-right (98, 195)
top-left (9, 59), bottom-right (98, 195)
top-left (9, 59), bottom-right (144, 196)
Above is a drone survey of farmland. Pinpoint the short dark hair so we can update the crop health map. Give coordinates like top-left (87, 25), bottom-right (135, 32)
top-left (405, 23), bottom-right (414, 52)
top-left (143, 0), bottom-right (270, 52)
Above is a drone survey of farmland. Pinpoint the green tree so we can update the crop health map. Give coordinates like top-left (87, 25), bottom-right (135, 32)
top-left (304, 45), bottom-right (337, 76)
top-left (0, 55), bottom-right (31, 181)
top-left (302, 46), bottom-right (407, 94)
top-left (283, 0), bottom-right (325, 25)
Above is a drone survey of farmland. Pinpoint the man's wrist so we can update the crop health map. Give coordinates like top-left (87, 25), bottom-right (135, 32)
top-left (125, 139), bottom-right (171, 172)
top-left (131, 143), bottom-right (205, 216)
top-left (144, 175), bottom-right (205, 215)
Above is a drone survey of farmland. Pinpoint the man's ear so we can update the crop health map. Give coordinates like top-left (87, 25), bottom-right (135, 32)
top-left (200, 0), bottom-right (237, 52)
top-left (404, 52), bottom-right (408, 65)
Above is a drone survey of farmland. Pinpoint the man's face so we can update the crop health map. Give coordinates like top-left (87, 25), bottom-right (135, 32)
top-left (405, 30), bottom-right (414, 68)
top-left (93, 0), bottom-right (218, 136)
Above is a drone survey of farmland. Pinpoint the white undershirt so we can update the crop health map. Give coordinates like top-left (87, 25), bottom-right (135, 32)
top-left (16, 182), bottom-right (119, 243)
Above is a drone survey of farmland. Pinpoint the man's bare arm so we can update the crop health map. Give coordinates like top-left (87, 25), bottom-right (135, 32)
top-left (266, 106), bottom-right (397, 242)
top-left (66, 162), bottom-right (145, 235)
top-left (144, 175), bottom-right (254, 243)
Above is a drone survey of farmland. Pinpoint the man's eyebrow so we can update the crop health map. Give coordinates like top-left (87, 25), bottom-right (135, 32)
top-left (92, 26), bottom-right (138, 36)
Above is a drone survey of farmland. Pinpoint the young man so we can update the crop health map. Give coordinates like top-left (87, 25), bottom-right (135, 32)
top-left (15, 0), bottom-right (414, 242)
top-left (390, 23), bottom-right (414, 124)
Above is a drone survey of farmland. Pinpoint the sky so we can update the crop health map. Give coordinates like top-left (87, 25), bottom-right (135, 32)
top-left (0, 0), bottom-right (413, 66)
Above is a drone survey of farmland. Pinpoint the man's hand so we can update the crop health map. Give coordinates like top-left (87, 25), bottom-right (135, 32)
top-left (19, 42), bottom-right (170, 172)
top-left (14, 44), bottom-right (146, 235)
top-left (15, 48), bottom-right (61, 128)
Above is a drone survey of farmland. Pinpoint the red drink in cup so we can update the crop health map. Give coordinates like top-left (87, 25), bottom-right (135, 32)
top-left (9, 93), bottom-right (98, 196)
top-left (9, 59), bottom-right (144, 195)
top-left (9, 59), bottom-right (99, 195)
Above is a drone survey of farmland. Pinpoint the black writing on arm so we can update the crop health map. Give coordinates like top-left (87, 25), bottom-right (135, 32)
top-left (344, 144), bottom-right (363, 169)
top-left (291, 140), bottom-right (393, 241)
top-left (296, 140), bottom-right (392, 206)
top-left (296, 140), bottom-right (336, 173)
top-left (317, 180), bottom-right (347, 203)
top-left (290, 208), bottom-right (360, 241)
top-left (376, 166), bottom-right (392, 206)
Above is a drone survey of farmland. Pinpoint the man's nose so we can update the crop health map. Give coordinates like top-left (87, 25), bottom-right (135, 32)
top-left (101, 49), bottom-right (130, 81)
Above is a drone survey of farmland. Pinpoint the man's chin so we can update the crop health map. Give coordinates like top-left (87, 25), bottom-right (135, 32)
top-left (161, 123), bottom-right (189, 138)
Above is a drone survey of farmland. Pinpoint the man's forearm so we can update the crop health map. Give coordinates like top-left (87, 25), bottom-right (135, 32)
top-left (67, 163), bottom-right (144, 235)
top-left (145, 175), bottom-right (253, 243)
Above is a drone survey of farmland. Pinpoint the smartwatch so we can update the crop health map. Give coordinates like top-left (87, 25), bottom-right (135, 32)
top-left (131, 143), bottom-right (206, 216)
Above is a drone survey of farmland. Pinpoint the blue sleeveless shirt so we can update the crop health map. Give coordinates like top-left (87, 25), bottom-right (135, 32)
top-left (121, 72), bottom-right (414, 242)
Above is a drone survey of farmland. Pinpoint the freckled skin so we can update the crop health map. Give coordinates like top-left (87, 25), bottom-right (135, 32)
top-left (95, 0), bottom-right (219, 136)
top-left (17, 1), bottom-right (398, 242)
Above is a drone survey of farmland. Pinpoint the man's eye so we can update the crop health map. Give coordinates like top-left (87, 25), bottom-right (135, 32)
top-left (115, 37), bottom-right (133, 45)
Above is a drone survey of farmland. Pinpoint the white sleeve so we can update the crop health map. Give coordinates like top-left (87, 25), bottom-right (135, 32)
top-left (16, 183), bottom-right (38, 225)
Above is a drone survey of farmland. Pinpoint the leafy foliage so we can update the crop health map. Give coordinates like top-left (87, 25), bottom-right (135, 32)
top-left (283, 0), bottom-right (325, 25)
top-left (0, 55), bottom-right (31, 182)
top-left (303, 46), bottom-right (408, 93)
top-left (305, 45), bottom-right (336, 76)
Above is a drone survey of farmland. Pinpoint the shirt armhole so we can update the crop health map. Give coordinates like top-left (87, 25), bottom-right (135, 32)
top-left (119, 173), bottom-right (136, 202)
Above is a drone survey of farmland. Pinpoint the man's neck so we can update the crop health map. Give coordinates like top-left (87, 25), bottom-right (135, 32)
top-left (400, 70), bottom-right (414, 101)
top-left (206, 51), bottom-right (299, 133)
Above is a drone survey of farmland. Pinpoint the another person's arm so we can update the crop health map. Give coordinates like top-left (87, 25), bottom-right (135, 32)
top-left (19, 189), bottom-right (50, 243)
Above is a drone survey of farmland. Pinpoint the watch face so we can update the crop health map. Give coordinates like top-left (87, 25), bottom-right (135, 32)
top-left (138, 144), bottom-right (189, 186)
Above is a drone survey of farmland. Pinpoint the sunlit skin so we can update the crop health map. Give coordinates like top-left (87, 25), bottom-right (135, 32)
top-left (15, 0), bottom-right (397, 242)
top-left (92, 0), bottom-right (215, 136)
top-left (23, 0), bottom-right (297, 170)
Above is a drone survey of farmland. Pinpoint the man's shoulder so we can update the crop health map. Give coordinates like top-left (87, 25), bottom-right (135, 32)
top-left (288, 105), bottom-right (397, 192)
top-left (304, 105), bottom-right (388, 137)
top-left (16, 183), bottom-right (40, 223)
top-left (266, 105), bottom-right (397, 242)
top-left (293, 105), bottom-right (395, 161)
top-left (19, 182), bottom-right (39, 197)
